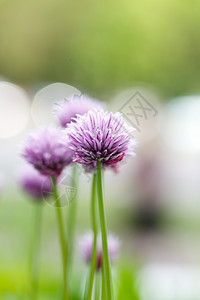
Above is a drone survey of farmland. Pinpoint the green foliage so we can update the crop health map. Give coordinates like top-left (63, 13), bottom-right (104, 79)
top-left (0, 0), bottom-right (200, 97)
top-left (116, 267), bottom-right (140, 300)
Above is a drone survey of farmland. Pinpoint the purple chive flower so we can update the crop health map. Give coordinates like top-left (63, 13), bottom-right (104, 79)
top-left (22, 127), bottom-right (72, 177)
top-left (79, 232), bottom-right (120, 270)
top-left (17, 165), bottom-right (52, 200)
top-left (65, 109), bottom-right (136, 172)
top-left (55, 94), bottom-right (104, 127)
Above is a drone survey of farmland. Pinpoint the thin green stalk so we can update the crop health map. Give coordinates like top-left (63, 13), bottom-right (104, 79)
top-left (101, 267), bottom-right (106, 300)
top-left (96, 162), bottom-right (113, 300)
top-left (51, 176), bottom-right (69, 300)
top-left (29, 202), bottom-right (42, 299)
top-left (95, 272), bottom-right (100, 300)
top-left (67, 164), bottom-right (78, 266)
top-left (86, 174), bottom-right (98, 300)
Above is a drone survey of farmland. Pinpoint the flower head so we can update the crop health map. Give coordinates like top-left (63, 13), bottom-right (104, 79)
top-left (22, 127), bottom-right (72, 177)
top-left (65, 109), bottom-right (136, 172)
top-left (17, 165), bottom-right (52, 200)
top-left (55, 94), bottom-right (104, 127)
top-left (79, 232), bottom-right (120, 270)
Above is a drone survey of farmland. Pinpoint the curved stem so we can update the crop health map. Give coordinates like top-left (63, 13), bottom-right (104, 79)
top-left (29, 202), bottom-right (42, 299)
top-left (96, 162), bottom-right (113, 300)
top-left (86, 174), bottom-right (98, 300)
top-left (51, 176), bottom-right (69, 300)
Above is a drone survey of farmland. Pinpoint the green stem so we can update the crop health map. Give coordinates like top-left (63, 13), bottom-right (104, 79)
top-left (96, 162), bottom-right (113, 300)
top-left (101, 269), bottom-right (106, 300)
top-left (95, 272), bottom-right (100, 300)
top-left (86, 174), bottom-right (98, 300)
top-left (51, 176), bottom-right (69, 300)
top-left (67, 164), bottom-right (78, 267)
top-left (29, 202), bottom-right (42, 299)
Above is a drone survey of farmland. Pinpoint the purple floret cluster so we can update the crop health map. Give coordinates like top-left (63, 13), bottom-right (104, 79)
top-left (18, 165), bottom-right (52, 200)
top-left (55, 94), bottom-right (104, 128)
top-left (65, 109), bottom-right (136, 172)
top-left (79, 231), bottom-right (120, 270)
top-left (22, 127), bottom-right (72, 177)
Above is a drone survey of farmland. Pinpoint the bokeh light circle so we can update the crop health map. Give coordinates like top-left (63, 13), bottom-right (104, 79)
top-left (31, 83), bottom-right (81, 126)
top-left (0, 82), bottom-right (30, 139)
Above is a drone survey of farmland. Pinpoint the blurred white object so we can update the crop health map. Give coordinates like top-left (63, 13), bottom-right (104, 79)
top-left (31, 82), bottom-right (81, 126)
top-left (0, 81), bottom-right (30, 139)
top-left (162, 96), bottom-right (200, 153)
top-left (159, 95), bottom-right (200, 210)
top-left (138, 263), bottom-right (200, 300)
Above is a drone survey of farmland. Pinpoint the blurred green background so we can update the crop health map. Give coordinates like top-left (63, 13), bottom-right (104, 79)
top-left (0, 0), bottom-right (200, 97)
